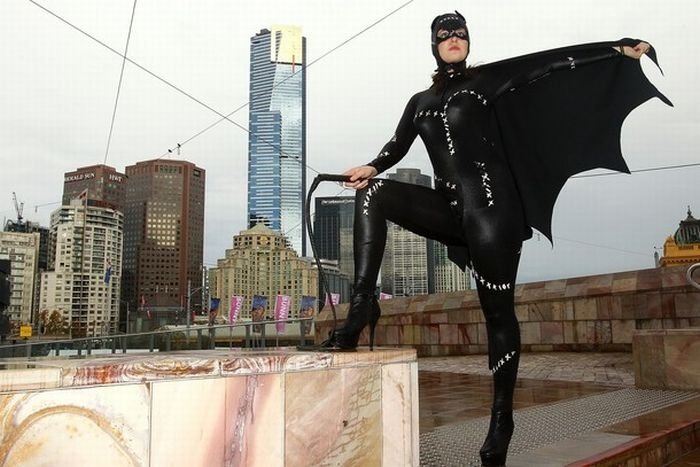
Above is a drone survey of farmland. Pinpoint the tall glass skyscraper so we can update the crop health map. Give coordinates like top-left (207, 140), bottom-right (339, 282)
top-left (247, 26), bottom-right (306, 256)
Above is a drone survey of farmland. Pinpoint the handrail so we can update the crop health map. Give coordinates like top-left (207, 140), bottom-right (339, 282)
top-left (687, 263), bottom-right (700, 291)
top-left (0, 317), bottom-right (314, 359)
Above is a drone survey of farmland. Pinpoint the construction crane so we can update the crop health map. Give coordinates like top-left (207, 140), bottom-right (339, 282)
top-left (12, 192), bottom-right (24, 225)
top-left (34, 201), bottom-right (61, 213)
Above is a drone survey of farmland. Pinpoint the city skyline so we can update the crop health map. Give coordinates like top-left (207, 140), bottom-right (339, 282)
top-left (1, 1), bottom-right (698, 285)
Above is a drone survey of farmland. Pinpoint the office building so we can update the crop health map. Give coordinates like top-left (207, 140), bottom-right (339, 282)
top-left (313, 196), bottom-right (355, 280)
top-left (431, 241), bottom-right (471, 293)
top-left (62, 164), bottom-right (127, 212)
top-left (381, 169), bottom-right (433, 296)
top-left (379, 168), bottom-right (470, 295)
top-left (122, 160), bottom-right (205, 323)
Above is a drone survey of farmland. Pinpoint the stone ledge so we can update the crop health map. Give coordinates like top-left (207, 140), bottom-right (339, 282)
top-left (315, 266), bottom-right (700, 357)
top-left (634, 329), bottom-right (700, 390)
top-left (0, 348), bottom-right (419, 466)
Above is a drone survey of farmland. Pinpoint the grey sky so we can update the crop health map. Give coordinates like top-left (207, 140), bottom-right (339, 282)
top-left (1, 0), bottom-right (698, 284)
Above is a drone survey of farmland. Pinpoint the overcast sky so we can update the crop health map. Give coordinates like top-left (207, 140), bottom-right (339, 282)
top-left (1, 0), bottom-right (698, 284)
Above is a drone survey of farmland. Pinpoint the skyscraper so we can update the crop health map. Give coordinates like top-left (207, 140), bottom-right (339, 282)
top-left (62, 164), bottom-right (127, 213)
top-left (313, 196), bottom-right (355, 279)
top-left (122, 160), bottom-right (205, 322)
top-left (247, 26), bottom-right (306, 255)
top-left (431, 241), bottom-right (471, 294)
top-left (381, 169), bottom-right (433, 296)
top-left (377, 168), bottom-right (471, 295)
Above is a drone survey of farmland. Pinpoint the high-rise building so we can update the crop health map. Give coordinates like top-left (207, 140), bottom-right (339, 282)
top-left (122, 160), bottom-right (205, 323)
top-left (431, 241), bottom-right (471, 293)
top-left (62, 164), bottom-right (127, 212)
top-left (311, 259), bottom-right (351, 304)
top-left (381, 169), bottom-right (433, 296)
top-left (209, 223), bottom-right (318, 321)
top-left (313, 196), bottom-right (355, 280)
top-left (40, 200), bottom-right (123, 336)
top-left (247, 26), bottom-right (306, 255)
top-left (0, 231), bottom-right (40, 324)
top-left (377, 168), bottom-right (471, 295)
top-left (5, 220), bottom-right (49, 272)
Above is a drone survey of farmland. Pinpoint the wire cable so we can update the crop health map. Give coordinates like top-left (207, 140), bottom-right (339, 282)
top-left (28, 0), bottom-right (414, 176)
top-left (28, 0), bottom-right (304, 172)
top-left (27, 0), bottom-right (253, 141)
top-left (571, 161), bottom-right (700, 178)
top-left (103, 0), bottom-right (138, 165)
top-left (156, 0), bottom-right (416, 159)
top-left (23, 0), bottom-right (690, 266)
top-left (551, 235), bottom-right (650, 257)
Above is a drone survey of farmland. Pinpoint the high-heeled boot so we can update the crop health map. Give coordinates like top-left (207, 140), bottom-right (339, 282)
top-left (479, 410), bottom-right (514, 466)
top-left (321, 293), bottom-right (380, 351)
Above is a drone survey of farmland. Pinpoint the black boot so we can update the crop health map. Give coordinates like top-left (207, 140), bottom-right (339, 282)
top-left (321, 293), bottom-right (380, 351)
top-left (479, 410), bottom-right (514, 466)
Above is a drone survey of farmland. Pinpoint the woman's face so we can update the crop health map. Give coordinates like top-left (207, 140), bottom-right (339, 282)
top-left (437, 28), bottom-right (469, 63)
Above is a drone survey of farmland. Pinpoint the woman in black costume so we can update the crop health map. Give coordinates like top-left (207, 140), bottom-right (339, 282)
top-left (321, 11), bottom-right (667, 466)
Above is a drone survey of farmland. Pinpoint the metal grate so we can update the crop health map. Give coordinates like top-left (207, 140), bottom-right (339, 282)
top-left (420, 388), bottom-right (699, 466)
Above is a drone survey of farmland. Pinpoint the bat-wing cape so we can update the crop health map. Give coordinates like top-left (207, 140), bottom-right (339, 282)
top-left (483, 39), bottom-right (671, 242)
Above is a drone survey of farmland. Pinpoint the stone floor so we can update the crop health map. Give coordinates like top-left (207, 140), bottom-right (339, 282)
top-left (419, 352), bottom-right (634, 386)
top-left (418, 352), bottom-right (700, 466)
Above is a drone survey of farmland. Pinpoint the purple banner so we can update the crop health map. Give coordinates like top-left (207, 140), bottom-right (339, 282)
top-left (300, 295), bottom-right (316, 336)
top-left (324, 293), bottom-right (340, 307)
top-left (274, 294), bottom-right (291, 333)
top-left (229, 295), bottom-right (243, 324)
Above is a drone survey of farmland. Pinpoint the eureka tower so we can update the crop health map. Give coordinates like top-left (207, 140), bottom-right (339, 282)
top-left (247, 26), bottom-right (307, 255)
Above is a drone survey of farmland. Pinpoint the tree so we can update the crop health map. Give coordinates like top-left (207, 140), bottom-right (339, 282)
top-left (46, 310), bottom-right (67, 335)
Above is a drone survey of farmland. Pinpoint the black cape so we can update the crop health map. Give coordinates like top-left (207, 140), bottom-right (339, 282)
top-left (485, 39), bottom-right (671, 243)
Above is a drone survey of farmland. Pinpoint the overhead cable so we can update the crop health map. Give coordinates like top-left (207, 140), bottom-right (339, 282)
top-left (103, 0), bottom-right (138, 165)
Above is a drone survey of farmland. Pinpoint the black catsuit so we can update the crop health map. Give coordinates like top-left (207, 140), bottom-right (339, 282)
top-left (352, 45), bottom-right (625, 411)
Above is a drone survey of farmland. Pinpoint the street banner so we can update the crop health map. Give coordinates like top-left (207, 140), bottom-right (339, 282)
top-left (251, 295), bottom-right (268, 333)
top-left (324, 293), bottom-right (340, 307)
top-left (299, 295), bottom-right (316, 336)
top-left (209, 298), bottom-right (221, 325)
top-left (229, 295), bottom-right (243, 324)
top-left (274, 294), bottom-right (291, 333)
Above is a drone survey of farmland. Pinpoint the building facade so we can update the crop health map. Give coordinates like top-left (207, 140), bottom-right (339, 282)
top-left (431, 241), bottom-right (471, 294)
top-left (247, 26), bottom-right (307, 255)
top-left (0, 231), bottom-right (40, 324)
top-left (313, 196), bottom-right (355, 280)
top-left (381, 169), bottom-right (434, 296)
top-left (122, 159), bottom-right (205, 323)
top-left (62, 164), bottom-right (127, 212)
top-left (209, 224), bottom-right (318, 322)
top-left (660, 207), bottom-right (700, 267)
top-left (40, 201), bottom-right (123, 336)
top-left (4, 220), bottom-right (49, 272)
top-left (312, 259), bottom-right (351, 304)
